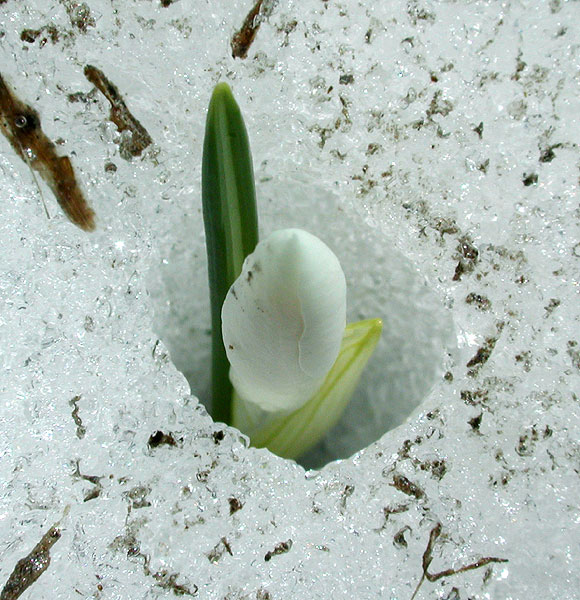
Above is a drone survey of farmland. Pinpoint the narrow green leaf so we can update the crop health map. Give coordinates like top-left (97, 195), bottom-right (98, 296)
top-left (202, 82), bottom-right (259, 424)
top-left (233, 318), bottom-right (383, 459)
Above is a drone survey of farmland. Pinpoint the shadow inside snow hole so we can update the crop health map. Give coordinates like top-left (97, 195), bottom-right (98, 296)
top-left (148, 178), bottom-right (455, 469)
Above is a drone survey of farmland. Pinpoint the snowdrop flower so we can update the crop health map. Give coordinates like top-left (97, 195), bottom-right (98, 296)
top-left (222, 228), bottom-right (346, 415)
top-left (201, 83), bottom-right (381, 458)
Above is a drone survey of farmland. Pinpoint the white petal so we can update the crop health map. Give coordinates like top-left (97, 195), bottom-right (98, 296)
top-left (234, 318), bottom-right (383, 459)
top-left (222, 228), bottom-right (346, 413)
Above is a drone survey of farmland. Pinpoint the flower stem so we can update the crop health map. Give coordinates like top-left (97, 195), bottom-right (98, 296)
top-left (202, 83), bottom-right (259, 423)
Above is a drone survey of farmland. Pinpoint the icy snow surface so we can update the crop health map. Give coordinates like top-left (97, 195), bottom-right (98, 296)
top-left (1, 0), bottom-right (579, 598)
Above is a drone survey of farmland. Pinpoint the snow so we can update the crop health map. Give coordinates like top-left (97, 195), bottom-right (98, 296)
top-left (1, 1), bottom-right (579, 598)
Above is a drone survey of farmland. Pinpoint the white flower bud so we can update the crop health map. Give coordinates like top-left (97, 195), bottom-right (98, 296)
top-left (222, 228), bottom-right (346, 414)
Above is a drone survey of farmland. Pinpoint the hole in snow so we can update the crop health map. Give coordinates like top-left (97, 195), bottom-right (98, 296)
top-left (148, 177), bottom-right (455, 469)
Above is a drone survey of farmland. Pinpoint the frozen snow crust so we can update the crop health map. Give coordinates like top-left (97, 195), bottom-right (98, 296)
top-left (1, 1), bottom-right (578, 598)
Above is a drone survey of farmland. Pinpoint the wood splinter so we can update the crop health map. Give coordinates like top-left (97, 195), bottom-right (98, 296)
top-left (0, 73), bottom-right (96, 231)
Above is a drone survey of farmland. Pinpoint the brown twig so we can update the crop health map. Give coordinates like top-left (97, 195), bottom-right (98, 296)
top-left (0, 509), bottom-right (69, 600)
top-left (410, 523), bottom-right (508, 600)
top-left (231, 0), bottom-right (264, 59)
top-left (84, 65), bottom-right (152, 159)
top-left (0, 73), bottom-right (96, 231)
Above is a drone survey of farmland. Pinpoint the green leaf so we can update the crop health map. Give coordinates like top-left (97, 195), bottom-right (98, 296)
top-left (233, 318), bottom-right (383, 459)
top-left (202, 82), bottom-right (259, 424)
